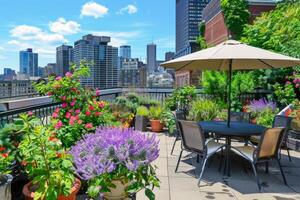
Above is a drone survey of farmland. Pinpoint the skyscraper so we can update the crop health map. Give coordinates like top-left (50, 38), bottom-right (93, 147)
top-left (165, 52), bottom-right (175, 61)
top-left (74, 34), bottom-right (118, 89)
top-left (119, 45), bottom-right (131, 59)
top-left (19, 48), bottom-right (38, 76)
top-left (147, 43), bottom-right (157, 73)
top-left (56, 45), bottom-right (73, 76)
top-left (176, 0), bottom-right (210, 57)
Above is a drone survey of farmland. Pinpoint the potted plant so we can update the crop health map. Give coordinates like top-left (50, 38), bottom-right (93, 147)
top-left (187, 99), bottom-right (219, 121)
top-left (0, 146), bottom-right (13, 200)
top-left (18, 114), bottom-right (81, 200)
top-left (135, 106), bottom-right (149, 131)
top-left (70, 127), bottom-right (160, 200)
top-left (149, 106), bottom-right (164, 132)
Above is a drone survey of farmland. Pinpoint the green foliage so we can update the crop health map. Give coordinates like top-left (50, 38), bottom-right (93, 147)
top-left (256, 108), bottom-right (277, 128)
top-left (149, 106), bottom-right (163, 120)
top-left (221, 0), bottom-right (250, 39)
top-left (273, 83), bottom-right (296, 107)
top-left (188, 99), bottom-right (220, 121)
top-left (18, 114), bottom-right (75, 200)
top-left (161, 109), bottom-right (176, 134)
top-left (136, 106), bottom-right (149, 117)
top-left (202, 71), bottom-right (227, 103)
top-left (165, 86), bottom-right (197, 112)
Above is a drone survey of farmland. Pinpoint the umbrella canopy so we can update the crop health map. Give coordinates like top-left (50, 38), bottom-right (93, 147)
top-left (161, 40), bottom-right (300, 71)
top-left (161, 40), bottom-right (300, 127)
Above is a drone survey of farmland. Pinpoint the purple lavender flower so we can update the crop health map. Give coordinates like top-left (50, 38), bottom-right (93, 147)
top-left (69, 127), bottom-right (159, 180)
top-left (249, 98), bottom-right (277, 113)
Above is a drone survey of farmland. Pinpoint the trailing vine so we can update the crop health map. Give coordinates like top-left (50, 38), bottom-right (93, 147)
top-left (221, 0), bottom-right (250, 39)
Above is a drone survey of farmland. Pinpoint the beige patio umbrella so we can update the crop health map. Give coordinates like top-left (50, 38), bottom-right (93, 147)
top-left (161, 40), bottom-right (300, 127)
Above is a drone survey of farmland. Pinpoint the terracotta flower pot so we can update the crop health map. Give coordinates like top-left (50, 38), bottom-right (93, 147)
top-left (22, 178), bottom-right (81, 200)
top-left (150, 119), bottom-right (164, 132)
top-left (103, 180), bottom-right (130, 200)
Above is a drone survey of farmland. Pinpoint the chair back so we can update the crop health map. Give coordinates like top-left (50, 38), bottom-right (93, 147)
top-left (273, 115), bottom-right (292, 128)
top-left (256, 127), bottom-right (285, 160)
top-left (230, 112), bottom-right (250, 123)
top-left (175, 110), bottom-right (186, 120)
top-left (178, 120), bottom-right (206, 153)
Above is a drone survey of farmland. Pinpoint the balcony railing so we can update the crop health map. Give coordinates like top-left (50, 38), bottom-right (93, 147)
top-left (0, 87), bottom-right (272, 127)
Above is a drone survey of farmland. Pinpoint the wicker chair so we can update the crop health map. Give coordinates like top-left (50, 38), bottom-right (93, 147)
top-left (250, 115), bottom-right (293, 161)
top-left (170, 110), bottom-right (186, 155)
top-left (232, 127), bottom-right (287, 191)
top-left (176, 120), bottom-right (225, 186)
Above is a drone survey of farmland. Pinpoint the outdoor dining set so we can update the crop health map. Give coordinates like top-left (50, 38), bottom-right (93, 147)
top-left (171, 110), bottom-right (291, 191)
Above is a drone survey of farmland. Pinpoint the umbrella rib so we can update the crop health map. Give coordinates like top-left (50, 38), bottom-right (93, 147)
top-left (258, 59), bottom-right (275, 69)
top-left (176, 60), bottom-right (195, 71)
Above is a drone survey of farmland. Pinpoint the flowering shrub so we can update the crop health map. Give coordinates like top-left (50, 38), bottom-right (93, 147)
top-left (18, 114), bottom-right (75, 200)
top-left (70, 127), bottom-right (160, 199)
top-left (0, 145), bottom-right (14, 175)
top-left (248, 98), bottom-right (277, 117)
top-left (35, 63), bottom-right (119, 147)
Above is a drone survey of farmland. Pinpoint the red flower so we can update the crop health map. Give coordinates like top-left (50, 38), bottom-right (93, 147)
top-left (62, 103), bottom-right (68, 108)
top-left (75, 109), bottom-right (81, 114)
top-left (49, 137), bottom-right (59, 142)
top-left (85, 111), bottom-right (91, 116)
top-left (89, 105), bottom-right (95, 111)
top-left (95, 112), bottom-right (102, 116)
top-left (98, 101), bottom-right (105, 108)
top-left (85, 123), bottom-right (93, 129)
top-left (0, 146), bottom-right (6, 151)
top-left (65, 112), bottom-right (71, 119)
top-left (1, 153), bottom-right (8, 158)
top-left (56, 152), bottom-right (62, 158)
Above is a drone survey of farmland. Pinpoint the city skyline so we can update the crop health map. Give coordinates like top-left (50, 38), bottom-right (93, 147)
top-left (0, 0), bottom-right (175, 72)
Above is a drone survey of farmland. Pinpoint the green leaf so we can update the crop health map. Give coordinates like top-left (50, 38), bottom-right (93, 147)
top-left (145, 188), bottom-right (155, 200)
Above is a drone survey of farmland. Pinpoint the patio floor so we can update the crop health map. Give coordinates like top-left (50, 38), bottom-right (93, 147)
top-left (137, 132), bottom-right (300, 200)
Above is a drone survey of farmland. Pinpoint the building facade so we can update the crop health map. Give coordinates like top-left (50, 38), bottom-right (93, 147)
top-left (165, 52), bottom-right (175, 61)
top-left (176, 0), bottom-right (210, 58)
top-left (56, 45), bottom-right (73, 76)
top-left (74, 34), bottom-right (118, 89)
top-left (120, 58), bottom-right (144, 87)
top-left (119, 45), bottom-right (131, 59)
top-left (147, 43), bottom-right (157, 73)
top-left (44, 63), bottom-right (56, 77)
top-left (19, 48), bottom-right (38, 76)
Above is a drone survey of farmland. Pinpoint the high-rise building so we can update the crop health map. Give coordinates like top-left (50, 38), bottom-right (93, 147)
top-left (3, 68), bottom-right (16, 76)
top-left (147, 43), bottom-right (157, 73)
top-left (176, 0), bottom-right (210, 57)
top-left (165, 52), bottom-right (175, 61)
top-left (74, 34), bottom-right (118, 89)
top-left (56, 45), bottom-right (73, 76)
top-left (44, 63), bottom-right (56, 77)
top-left (119, 45), bottom-right (131, 59)
top-left (120, 58), bottom-right (145, 87)
top-left (19, 48), bottom-right (38, 76)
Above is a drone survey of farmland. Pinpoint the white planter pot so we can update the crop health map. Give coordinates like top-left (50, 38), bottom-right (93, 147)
top-left (103, 180), bottom-right (130, 200)
top-left (0, 174), bottom-right (13, 200)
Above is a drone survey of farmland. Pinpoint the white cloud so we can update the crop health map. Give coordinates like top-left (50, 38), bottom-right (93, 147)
top-left (81, 1), bottom-right (108, 18)
top-left (92, 31), bottom-right (141, 47)
top-left (117, 4), bottom-right (138, 15)
top-left (154, 37), bottom-right (175, 48)
top-left (49, 18), bottom-right (80, 35)
top-left (0, 46), bottom-right (4, 51)
top-left (10, 25), bottom-right (66, 44)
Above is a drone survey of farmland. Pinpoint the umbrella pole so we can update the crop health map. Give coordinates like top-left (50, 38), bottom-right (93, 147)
top-left (227, 59), bottom-right (233, 128)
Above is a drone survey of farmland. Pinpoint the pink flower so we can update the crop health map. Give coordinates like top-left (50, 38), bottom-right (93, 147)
top-left (62, 103), bottom-right (68, 108)
top-left (85, 123), bottom-right (93, 129)
top-left (96, 88), bottom-right (100, 96)
top-left (78, 120), bottom-right (83, 125)
top-left (296, 84), bottom-right (300, 88)
top-left (70, 101), bottom-right (76, 107)
top-left (89, 105), bottom-right (95, 111)
top-left (293, 79), bottom-right (297, 84)
top-left (52, 112), bottom-right (58, 119)
top-left (75, 109), bottom-right (81, 114)
top-left (55, 76), bottom-right (62, 81)
top-left (65, 72), bottom-right (73, 77)
top-left (286, 81), bottom-right (292, 85)
top-left (55, 121), bottom-right (63, 129)
top-left (55, 108), bottom-right (60, 113)
top-left (65, 112), bottom-right (71, 119)
top-left (95, 112), bottom-right (102, 116)
top-left (27, 111), bottom-right (33, 116)
top-left (60, 96), bottom-right (67, 101)
top-left (98, 101), bottom-right (105, 108)
top-left (85, 111), bottom-right (91, 116)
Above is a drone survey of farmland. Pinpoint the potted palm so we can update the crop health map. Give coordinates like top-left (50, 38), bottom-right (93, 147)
top-left (149, 106), bottom-right (164, 132)
top-left (70, 127), bottom-right (160, 200)
top-left (18, 114), bottom-right (81, 200)
top-left (135, 106), bottom-right (150, 131)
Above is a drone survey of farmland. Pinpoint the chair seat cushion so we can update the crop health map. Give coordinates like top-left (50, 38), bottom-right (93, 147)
top-left (250, 135), bottom-right (260, 144)
top-left (232, 146), bottom-right (255, 161)
top-left (207, 140), bottom-right (224, 156)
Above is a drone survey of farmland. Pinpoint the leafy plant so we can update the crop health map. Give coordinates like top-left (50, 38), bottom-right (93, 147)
top-left (161, 109), bottom-right (176, 134)
top-left (273, 82), bottom-right (296, 107)
top-left (70, 127), bottom-right (160, 199)
top-left (136, 106), bottom-right (149, 117)
top-left (256, 108), bottom-right (277, 128)
top-left (18, 114), bottom-right (75, 200)
top-left (248, 98), bottom-right (277, 118)
top-left (188, 99), bottom-right (220, 121)
top-left (149, 106), bottom-right (163, 120)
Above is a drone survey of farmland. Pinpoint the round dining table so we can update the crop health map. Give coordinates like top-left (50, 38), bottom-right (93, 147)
top-left (198, 121), bottom-right (266, 176)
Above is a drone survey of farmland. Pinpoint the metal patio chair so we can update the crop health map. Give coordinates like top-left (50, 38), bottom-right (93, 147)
top-left (175, 120), bottom-right (225, 186)
top-left (170, 110), bottom-right (186, 155)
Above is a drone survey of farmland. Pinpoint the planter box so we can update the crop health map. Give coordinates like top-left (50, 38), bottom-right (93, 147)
top-left (287, 137), bottom-right (300, 152)
top-left (135, 116), bottom-right (149, 132)
top-left (0, 174), bottom-right (13, 200)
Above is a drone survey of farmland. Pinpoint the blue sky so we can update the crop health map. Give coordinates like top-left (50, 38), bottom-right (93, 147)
top-left (0, 0), bottom-right (175, 73)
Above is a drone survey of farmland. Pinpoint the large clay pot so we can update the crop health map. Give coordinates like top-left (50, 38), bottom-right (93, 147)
top-left (0, 174), bottom-right (13, 200)
top-left (22, 178), bottom-right (81, 200)
top-left (150, 119), bottom-right (164, 132)
top-left (103, 180), bottom-right (130, 200)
